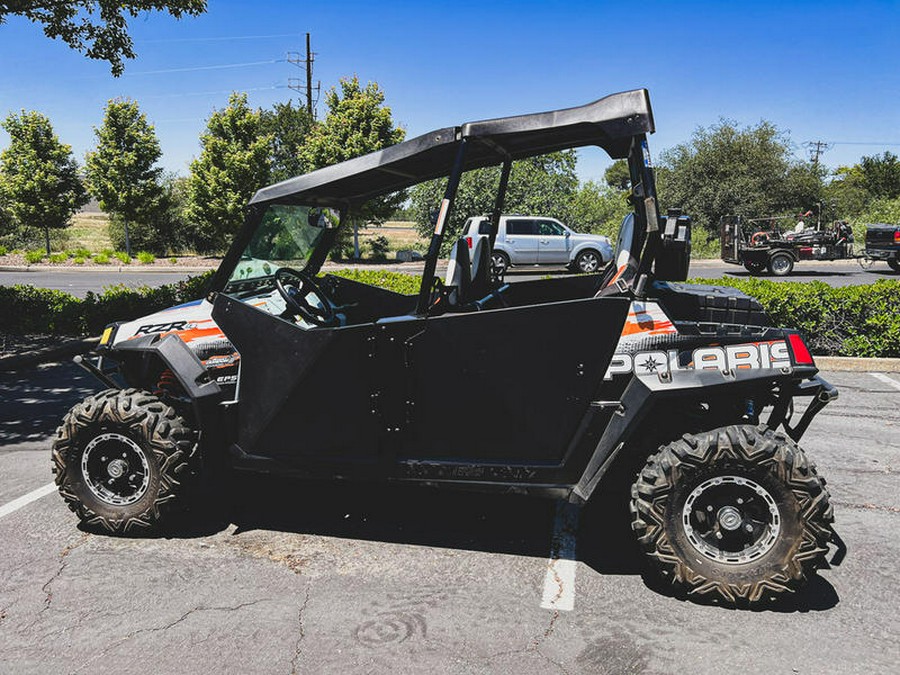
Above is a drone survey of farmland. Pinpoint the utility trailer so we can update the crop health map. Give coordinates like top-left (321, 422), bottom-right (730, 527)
top-left (720, 215), bottom-right (855, 276)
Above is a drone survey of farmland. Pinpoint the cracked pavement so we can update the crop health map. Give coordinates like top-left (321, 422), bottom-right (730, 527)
top-left (1, 364), bottom-right (899, 673)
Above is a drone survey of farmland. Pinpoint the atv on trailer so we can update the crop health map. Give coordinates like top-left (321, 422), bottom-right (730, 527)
top-left (720, 214), bottom-right (855, 276)
top-left (54, 89), bottom-right (837, 606)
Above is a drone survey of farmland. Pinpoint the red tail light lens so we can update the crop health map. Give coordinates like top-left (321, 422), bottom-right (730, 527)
top-left (465, 236), bottom-right (472, 248)
top-left (787, 333), bottom-right (814, 365)
top-left (893, 230), bottom-right (900, 243)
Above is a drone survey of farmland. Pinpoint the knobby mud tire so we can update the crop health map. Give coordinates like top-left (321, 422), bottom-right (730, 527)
top-left (630, 424), bottom-right (833, 606)
top-left (52, 388), bottom-right (198, 535)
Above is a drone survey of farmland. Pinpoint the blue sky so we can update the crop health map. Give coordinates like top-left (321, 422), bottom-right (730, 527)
top-left (0, 0), bottom-right (897, 182)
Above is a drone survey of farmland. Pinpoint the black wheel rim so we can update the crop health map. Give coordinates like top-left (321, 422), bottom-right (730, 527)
top-left (81, 433), bottom-right (151, 506)
top-left (681, 475), bottom-right (781, 564)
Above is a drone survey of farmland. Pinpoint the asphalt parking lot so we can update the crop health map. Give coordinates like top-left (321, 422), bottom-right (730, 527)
top-left (0, 362), bottom-right (898, 674)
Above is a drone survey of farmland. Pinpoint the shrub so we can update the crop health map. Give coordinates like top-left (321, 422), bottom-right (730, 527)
top-left (48, 253), bottom-right (67, 264)
top-left (692, 277), bottom-right (900, 357)
top-left (368, 234), bottom-right (391, 261)
top-left (0, 270), bottom-right (215, 336)
top-left (73, 256), bottom-right (86, 265)
top-left (93, 252), bottom-right (110, 264)
top-left (24, 250), bottom-right (44, 264)
top-left (72, 247), bottom-right (91, 258)
top-left (114, 251), bottom-right (131, 265)
top-left (0, 245), bottom-right (8, 256)
top-left (169, 256), bottom-right (178, 265)
top-left (328, 269), bottom-right (420, 295)
top-left (137, 251), bottom-right (155, 264)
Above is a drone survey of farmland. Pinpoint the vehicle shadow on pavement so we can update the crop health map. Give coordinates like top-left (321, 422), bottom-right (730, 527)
top-left (0, 362), bottom-right (97, 448)
top-left (725, 270), bottom-right (851, 279)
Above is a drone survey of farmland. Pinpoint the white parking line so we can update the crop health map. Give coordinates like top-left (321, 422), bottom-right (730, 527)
top-left (540, 500), bottom-right (579, 612)
top-left (0, 482), bottom-right (57, 520)
top-left (870, 373), bottom-right (900, 391)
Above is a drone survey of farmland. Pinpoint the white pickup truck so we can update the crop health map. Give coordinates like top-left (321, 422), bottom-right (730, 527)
top-left (462, 215), bottom-right (613, 274)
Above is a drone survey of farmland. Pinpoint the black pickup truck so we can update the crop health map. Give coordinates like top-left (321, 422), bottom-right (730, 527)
top-left (864, 224), bottom-right (900, 272)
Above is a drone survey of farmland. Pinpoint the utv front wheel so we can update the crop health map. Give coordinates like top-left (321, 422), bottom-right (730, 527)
top-left (52, 389), bottom-right (198, 535)
top-left (630, 425), bottom-right (833, 606)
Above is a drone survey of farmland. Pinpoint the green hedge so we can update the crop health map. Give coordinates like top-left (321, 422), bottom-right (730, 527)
top-left (0, 272), bottom-right (215, 336)
top-left (691, 277), bottom-right (900, 358)
top-left (3, 269), bottom-right (899, 358)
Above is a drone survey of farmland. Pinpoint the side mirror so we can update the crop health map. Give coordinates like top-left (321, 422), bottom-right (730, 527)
top-left (565, 230), bottom-right (571, 238)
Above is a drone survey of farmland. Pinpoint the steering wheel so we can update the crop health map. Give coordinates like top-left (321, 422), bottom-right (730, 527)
top-left (274, 267), bottom-right (337, 327)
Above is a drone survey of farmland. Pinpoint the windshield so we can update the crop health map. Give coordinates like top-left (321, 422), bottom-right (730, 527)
top-left (227, 204), bottom-right (338, 286)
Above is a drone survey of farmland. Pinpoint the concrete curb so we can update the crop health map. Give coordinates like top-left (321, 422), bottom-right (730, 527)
top-left (0, 337), bottom-right (98, 373)
top-left (815, 356), bottom-right (900, 373)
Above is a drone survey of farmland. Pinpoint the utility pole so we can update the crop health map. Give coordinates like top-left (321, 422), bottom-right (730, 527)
top-left (287, 33), bottom-right (320, 118)
top-left (804, 140), bottom-right (831, 169)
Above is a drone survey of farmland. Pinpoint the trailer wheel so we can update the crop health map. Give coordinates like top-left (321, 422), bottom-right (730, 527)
top-left (630, 425), bottom-right (833, 606)
top-left (767, 252), bottom-right (794, 276)
top-left (52, 388), bottom-right (198, 535)
top-left (743, 259), bottom-right (766, 275)
top-left (888, 258), bottom-right (900, 273)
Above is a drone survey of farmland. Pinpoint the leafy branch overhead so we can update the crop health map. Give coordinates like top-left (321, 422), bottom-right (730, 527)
top-left (0, 1), bottom-right (207, 76)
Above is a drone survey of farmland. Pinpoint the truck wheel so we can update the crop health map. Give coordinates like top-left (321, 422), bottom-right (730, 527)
top-left (767, 253), bottom-right (794, 276)
top-left (574, 249), bottom-right (602, 273)
top-left (52, 388), bottom-right (198, 535)
top-left (630, 425), bottom-right (833, 606)
top-left (491, 251), bottom-right (510, 275)
top-left (888, 258), bottom-right (900, 273)
top-left (743, 259), bottom-right (766, 275)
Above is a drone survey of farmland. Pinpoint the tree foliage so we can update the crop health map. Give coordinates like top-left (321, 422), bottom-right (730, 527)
top-left (85, 98), bottom-right (165, 252)
top-left (0, 110), bottom-right (87, 253)
top-left (260, 100), bottom-right (313, 183)
top-left (658, 119), bottom-right (822, 231)
top-left (185, 92), bottom-right (272, 253)
top-left (299, 77), bottom-right (405, 256)
top-left (0, 1), bottom-right (207, 76)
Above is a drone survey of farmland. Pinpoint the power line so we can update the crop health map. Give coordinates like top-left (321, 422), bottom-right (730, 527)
top-left (141, 33), bottom-right (302, 43)
top-left (127, 59), bottom-right (281, 76)
top-left (804, 140), bottom-right (831, 167)
top-left (140, 85), bottom-right (284, 100)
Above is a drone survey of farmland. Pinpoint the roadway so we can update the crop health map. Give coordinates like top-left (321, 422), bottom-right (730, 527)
top-left (1, 258), bottom-right (896, 298)
top-left (0, 362), bottom-right (897, 673)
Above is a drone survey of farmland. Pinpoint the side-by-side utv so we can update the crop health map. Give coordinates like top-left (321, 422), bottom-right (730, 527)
top-left (53, 89), bottom-right (837, 606)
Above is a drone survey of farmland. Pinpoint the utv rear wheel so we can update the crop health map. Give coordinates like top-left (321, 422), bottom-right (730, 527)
top-left (52, 389), bottom-right (198, 535)
top-left (630, 425), bottom-right (833, 606)
top-left (767, 252), bottom-right (794, 276)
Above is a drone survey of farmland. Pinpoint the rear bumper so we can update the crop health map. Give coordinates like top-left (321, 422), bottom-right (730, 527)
top-left (864, 247), bottom-right (898, 260)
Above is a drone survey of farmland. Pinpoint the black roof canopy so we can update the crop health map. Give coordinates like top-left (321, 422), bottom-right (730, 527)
top-left (249, 89), bottom-right (654, 208)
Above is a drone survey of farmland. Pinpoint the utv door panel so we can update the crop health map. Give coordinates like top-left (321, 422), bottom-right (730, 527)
top-left (212, 294), bottom-right (378, 463)
top-left (401, 297), bottom-right (629, 464)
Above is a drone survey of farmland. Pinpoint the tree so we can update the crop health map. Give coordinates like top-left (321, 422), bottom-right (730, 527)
top-left (604, 159), bottom-right (631, 191)
top-left (858, 151), bottom-right (900, 200)
top-left (0, 1), bottom-right (206, 76)
top-left (85, 98), bottom-right (164, 255)
top-left (567, 180), bottom-right (632, 239)
top-left (409, 151), bottom-right (581, 254)
top-left (658, 119), bottom-right (822, 232)
top-left (300, 76), bottom-right (406, 257)
top-left (185, 92), bottom-right (272, 253)
top-left (0, 110), bottom-right (87, 254)
top-left (260, 100), bottom-right (313, 184)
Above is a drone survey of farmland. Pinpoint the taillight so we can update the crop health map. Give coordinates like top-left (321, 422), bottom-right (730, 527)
top-left (465, 236), bottom-right (472, 248)
top-left (893, 230), bottom-right (900, 243)
top-left (787, 333), bottom-right (814, 366)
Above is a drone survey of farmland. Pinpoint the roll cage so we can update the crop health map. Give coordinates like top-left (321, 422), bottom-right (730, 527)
top-left (210, 89), bottom-right (677, 308)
